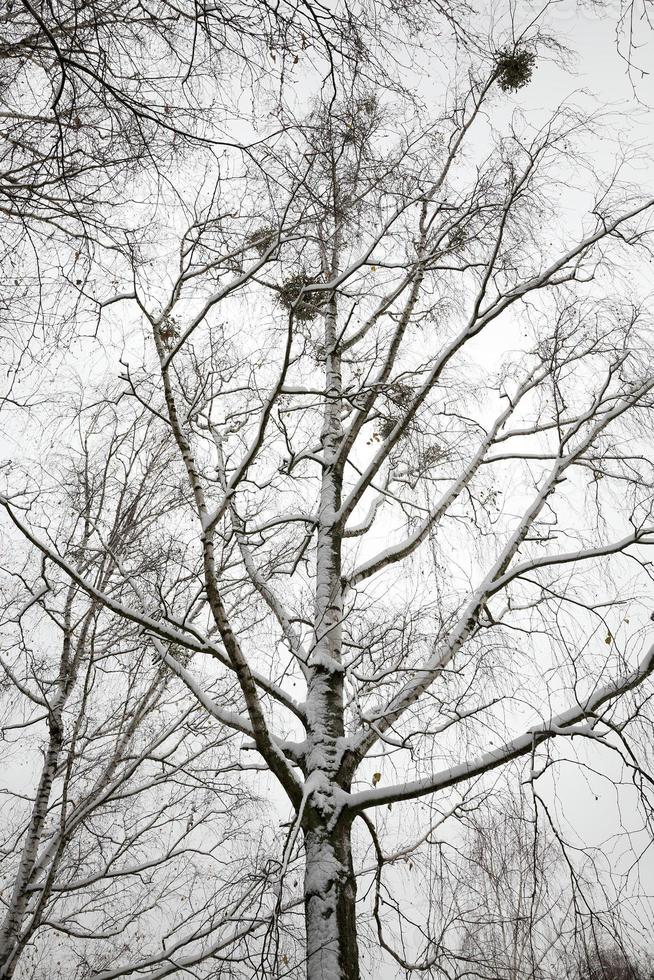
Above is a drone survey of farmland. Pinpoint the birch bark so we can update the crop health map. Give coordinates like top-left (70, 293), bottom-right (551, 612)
top-left (303, 294), bottom-right (360, 979)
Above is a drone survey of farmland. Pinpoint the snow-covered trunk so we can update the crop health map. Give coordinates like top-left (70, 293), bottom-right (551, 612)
top-left (303, 294), bottom-right (359, 978)
top-left (0, 606), bottom-right (82, 978)
top-left (308, 298), bottom-right (345, 754)
top-left (307, 298), bottom-right (345, 774)
top-left (0, 707), bottom-right (64, 978)
top-left (304, 815), bottom-right (359, 980)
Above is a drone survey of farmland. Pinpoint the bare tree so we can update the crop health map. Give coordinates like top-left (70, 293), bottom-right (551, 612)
top-left (448, 791), bottom-right (569, 980)
top-left (568, 939), bottom-right (654, 980)
top-left (0, 407), bottom-right (275, 978)
top-left (369, 784), bottom-right (654, 980)
top-left (2, 5), bottom-right (654, 980)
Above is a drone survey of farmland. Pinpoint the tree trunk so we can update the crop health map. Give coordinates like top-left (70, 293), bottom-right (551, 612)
top-left (302, 271), bottom-right (358, 980)
top-left (304, 817), bottom-right (359, 980)
top-left (0, 714), bottom-right (63, 978)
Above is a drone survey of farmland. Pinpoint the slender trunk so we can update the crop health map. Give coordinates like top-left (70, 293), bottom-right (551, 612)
top-left (304, 816), bottom-right (359, 980)
top-left (0, 713), bottom-right (63, 978)
top-left (0, 603), bottom-right (87, 977)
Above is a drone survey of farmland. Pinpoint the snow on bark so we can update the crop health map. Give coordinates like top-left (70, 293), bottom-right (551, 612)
top-left (304, 822), bottom-right (359, 980)
top-left (0, 706), bottom-right (64, 977)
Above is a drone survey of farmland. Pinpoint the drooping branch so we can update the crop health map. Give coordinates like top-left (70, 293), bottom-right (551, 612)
top-left (347, 642), bottom-right (654, 811)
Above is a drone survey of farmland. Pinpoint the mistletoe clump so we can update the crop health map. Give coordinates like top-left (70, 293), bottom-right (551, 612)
top-left (278, 271), bottom-right (325, 322)
top-left (495, 48), bottom-right (536, 92)
top-left (247, 225), bottom-right (277, 255)
top-left (341, 93), bottom-right (380, 145)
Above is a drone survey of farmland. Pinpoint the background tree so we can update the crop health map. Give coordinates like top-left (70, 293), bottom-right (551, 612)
top-left (572, 946), bottom-right (654, 980)
top-left (0, 406), bottom-right (270, 979)
top-left (384, 784), bottom-right (653, 980)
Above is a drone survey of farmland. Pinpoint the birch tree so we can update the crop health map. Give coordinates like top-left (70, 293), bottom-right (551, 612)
top-left (2, 5), bottom-right (654, 980)
top-left (0, 407), bottom-right (269, 978)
